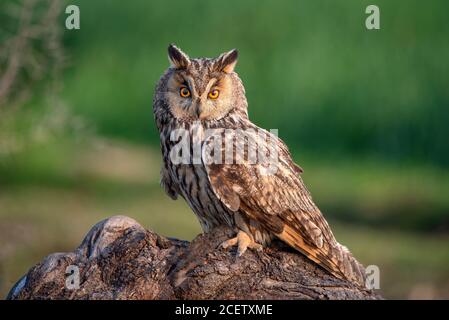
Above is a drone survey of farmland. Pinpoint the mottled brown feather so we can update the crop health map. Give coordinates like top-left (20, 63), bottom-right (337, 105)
top-left (203, 128), bottom-right (366, 286)
top-left (153, 45), bottom-right (366, 287)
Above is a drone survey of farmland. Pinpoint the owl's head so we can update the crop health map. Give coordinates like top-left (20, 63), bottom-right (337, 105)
top-left (154, 44), bottom-right (247, 123)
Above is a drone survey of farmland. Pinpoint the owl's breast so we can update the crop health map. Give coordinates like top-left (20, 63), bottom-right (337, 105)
top-left (172, 162), bottom-right (235, 231)
top-left (162, 122), bottom-right (235, 231)
top-left (160, 119), bottom-right (273, 244)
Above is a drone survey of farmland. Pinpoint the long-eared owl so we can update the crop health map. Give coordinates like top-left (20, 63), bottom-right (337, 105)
top-left (153, 44), bottom-right (366, 286)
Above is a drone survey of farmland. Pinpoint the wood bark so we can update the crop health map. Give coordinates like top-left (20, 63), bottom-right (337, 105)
top-left (7, 216), bottom-right (381, 300)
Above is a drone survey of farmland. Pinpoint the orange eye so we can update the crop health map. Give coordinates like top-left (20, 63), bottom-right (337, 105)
top-left (180, 87), bottom-right (191, 98)
top-left (208, 89), bottom-right (219, 99)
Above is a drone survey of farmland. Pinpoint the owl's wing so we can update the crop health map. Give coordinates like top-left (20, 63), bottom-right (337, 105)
top-left (160, 166), bottom-right (179, 200)
top-left (203, 128), bottom-right (365, 285)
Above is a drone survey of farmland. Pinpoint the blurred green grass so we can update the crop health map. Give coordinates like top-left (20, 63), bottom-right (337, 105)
top-left (62, 0), bottom-right (449, 165)
top-left (1, 0), bottom-right (449, 299)
top-left (1, 138), bottom-right (449, 298)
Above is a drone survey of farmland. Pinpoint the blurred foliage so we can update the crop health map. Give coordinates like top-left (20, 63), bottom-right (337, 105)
top-left (62, 0), bottom-right (449, 166)
top-left (0, 0), bottom-right (63, 107)
top-left (1, 0), bottom-right (449, 299)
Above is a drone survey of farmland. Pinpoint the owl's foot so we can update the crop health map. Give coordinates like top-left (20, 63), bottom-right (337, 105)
top-left (220, 230), bottom-right (263, 256)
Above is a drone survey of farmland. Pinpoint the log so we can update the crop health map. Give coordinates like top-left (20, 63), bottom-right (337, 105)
top-left (7, 216), bottom-right (381, 300)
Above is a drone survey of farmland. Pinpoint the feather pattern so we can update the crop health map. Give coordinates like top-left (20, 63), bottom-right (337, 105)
top-left (153, 44), bottom-right (366, 287)
top-left (202, 121), bottom-right (366, 286)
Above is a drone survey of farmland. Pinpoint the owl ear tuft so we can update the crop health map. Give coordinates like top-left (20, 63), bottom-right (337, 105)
top-left (168, 44), bottom-right (191, 69)
top-left (215, 49), bottom-right (238, 73)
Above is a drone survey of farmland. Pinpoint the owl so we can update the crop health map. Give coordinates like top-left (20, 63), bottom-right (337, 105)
top-left (153, 44), bottom-right (366, 286)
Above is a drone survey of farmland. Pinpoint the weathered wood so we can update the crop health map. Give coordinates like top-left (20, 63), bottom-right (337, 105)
top-left (7, 216), bottom-right (381, 300)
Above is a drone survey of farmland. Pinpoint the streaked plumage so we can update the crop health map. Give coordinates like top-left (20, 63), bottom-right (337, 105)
top-left (153, 44), bottom-right (366, 286)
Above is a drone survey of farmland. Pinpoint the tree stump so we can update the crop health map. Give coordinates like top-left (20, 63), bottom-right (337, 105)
top-left (7, 216), bottom-right (381, 300)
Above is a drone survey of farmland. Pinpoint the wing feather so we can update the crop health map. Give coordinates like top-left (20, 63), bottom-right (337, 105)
top-left (203, 128), bottom-right (365, 285)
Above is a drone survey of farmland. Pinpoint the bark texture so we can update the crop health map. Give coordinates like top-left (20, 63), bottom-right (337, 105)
top-left (7, 216), bottom-right (381, 300)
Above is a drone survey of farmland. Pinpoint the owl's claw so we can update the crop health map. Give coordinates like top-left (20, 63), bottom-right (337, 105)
top-left (220, 230), bottom-right (263, 257)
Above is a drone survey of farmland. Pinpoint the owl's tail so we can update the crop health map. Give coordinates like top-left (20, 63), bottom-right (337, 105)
top-left (280, 225), bottom-right (366, 287)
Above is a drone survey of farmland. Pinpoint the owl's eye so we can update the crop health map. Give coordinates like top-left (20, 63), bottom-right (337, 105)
top-left (208, 89), bottom-right (219, 99)
top-left (179, 87), bottom-right (191, 98)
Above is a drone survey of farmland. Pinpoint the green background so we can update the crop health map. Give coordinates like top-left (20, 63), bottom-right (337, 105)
top-left (1, 0), bottom-right (448, 299)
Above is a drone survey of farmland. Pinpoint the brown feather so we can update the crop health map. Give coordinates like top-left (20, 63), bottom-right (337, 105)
top-left (153, 46), bottom-right (366, 287)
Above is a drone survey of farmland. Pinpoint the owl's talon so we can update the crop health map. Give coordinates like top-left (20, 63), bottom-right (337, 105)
top-left (237, 246), bottom-right (247, 257)
top-left (250, 243), bottom-right (263, 252)
top-left (220, 230), bottom-right (262, 256)
top-left (220, 237), bottom-right (238, 249)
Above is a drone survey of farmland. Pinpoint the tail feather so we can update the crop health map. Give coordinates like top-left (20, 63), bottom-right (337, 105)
top-left (279, 225), bottom-right (366, 287)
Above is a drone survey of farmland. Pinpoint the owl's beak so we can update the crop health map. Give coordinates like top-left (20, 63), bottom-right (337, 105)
top-left (194, 104), bottom-right (201, 118)
top-left (194, 101), bottom-right (206, 120)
